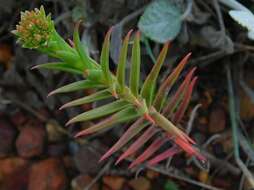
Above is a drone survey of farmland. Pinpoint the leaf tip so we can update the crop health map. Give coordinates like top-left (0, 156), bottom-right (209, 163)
top-left (30, 65), bottom-right (39, 70)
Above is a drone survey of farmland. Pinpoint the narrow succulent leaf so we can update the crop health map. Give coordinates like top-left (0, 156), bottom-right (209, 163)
top-left (48, 80), bottom-right (104, 96)
top-left (100, 118), bottom-right (149, 162)
top-left (116, 126), bottom-right (158, 164)
top-left (116, 30), bottom-right (133, 90)
top-left (129, 137), bottom-right (166, 168)
top-left (55, 50), bottom-right (79, 64)
top-left (73, 21), bottom-right (93, 69)
top-left (174, 138), bottom-right (206, 163)
top-left (60, 89), bottom-right (111, 110)
top-left (150, 108), bottom-right (187, 142)
top-left (100, 28), bottom-right (113, 84)
top-left (141, 42), bottom-right (170, 105)
top-left (174, 137), bottom-right (197, 156)
top-left (173, 77), bottom-right (198, 124)
top-left (66, 100), bottom-right (130, 125)
top-left (153, 53), bottom-right (191, 110)
top-left (31, 62), bottom-right (83, 74)
top-left (147, 146), bottom-right (180, 166)
top-left (163, 67), bottom-right (196, 117)
top-left (75, 106), bottom-right (140, 137)
top-left (130, 32), bottom-right (141, 97)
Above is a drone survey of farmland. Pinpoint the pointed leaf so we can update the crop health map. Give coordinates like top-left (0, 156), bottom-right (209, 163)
top-left (60, 89), bottom-right (111, 109)
top-left (147, 146), bottom-right (179, 166)
top-left (116, 126), bottom-right (158, 164)
top-left (100, 118), bottom-right (149, 162)
top-left (130, 32), bottom-right (141, 97)
top-left (116, 30), bottom-right (132, 90)
top-left (75, 106), bottom-right (140, 137)
top-left (153, 53), bottom-right (191, 110)
top-left (100, 28), bottom-right (113, 84)
top-left (173, 77), bottom-right (197, 124)
top-left (73, 21), bottom-right (97, 69)
top-left (66, 100), bottom-right (130, 125)
top-left (129, 137), bottom-right (166, 168)
top-left (163, 68), bottom-right (196, 117)
top-left (141, 42), bottom-right (170, 105)
top-left (32, 62), bottom-right (83, 74)
top-left (48, 80), bottom-right (104, 96)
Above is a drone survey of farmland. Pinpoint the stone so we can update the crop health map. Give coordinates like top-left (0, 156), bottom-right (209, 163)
top-left (16, 124), bottom-right (46, 158)
top-left (128, 177), bottom-right (150, 190)
top-left (0, 157), bottom-right (30, 190)
top-left (28, 158), bottom-right (67, 190)
top-left (103, 176), bottom-right (125, 190)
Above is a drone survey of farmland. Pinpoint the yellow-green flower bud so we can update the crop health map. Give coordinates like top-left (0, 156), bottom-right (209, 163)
top-left (12, 6), bottom-right (54, 49)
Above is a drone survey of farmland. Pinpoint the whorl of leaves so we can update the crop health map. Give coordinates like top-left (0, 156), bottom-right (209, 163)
top-left (14, 7), bottom-right (206, 168)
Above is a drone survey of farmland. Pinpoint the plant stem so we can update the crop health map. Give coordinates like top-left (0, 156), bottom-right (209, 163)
top-left (226, 65), bottom-right (254, 188)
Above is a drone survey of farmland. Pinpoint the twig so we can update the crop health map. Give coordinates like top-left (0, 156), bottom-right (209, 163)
top-left (190, 50), bottom-right (228, 67)
top-left (181, 0), bottom-right (193, 20)
top-left (235, 43), bottom-right (254, 52)
top-left (186, 104), bottom-right (201, 135)
top-left (201, 150), bottom-right (240, 175)
top-left (84, 160), bottom-right (112, 190)
top-left (9, 98), bottom-right (47, 122)
top-left (239, 157), bottom-right (251, 190)
top-left (226, 65), bottom-right (254, 187)
top-left (213, 0), bottom-right (225, 34)
top-left (148, 166), bottom-right (223, 190)
top-left (202, 134), bottom-right (222, 148)
top-left (119, 6), bottom-right (146, 26)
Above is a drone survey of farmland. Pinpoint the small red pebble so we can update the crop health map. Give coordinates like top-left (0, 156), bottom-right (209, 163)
top-left (28, 158), bottom-right (68, 190)
top-left (16, 124), bottom-right (46, 158)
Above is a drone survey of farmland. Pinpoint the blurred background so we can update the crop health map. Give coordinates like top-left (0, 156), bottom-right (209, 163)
top-left (0, 0), bottom-right (254, 189)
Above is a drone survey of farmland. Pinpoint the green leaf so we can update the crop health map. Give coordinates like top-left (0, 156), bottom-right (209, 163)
top-left (60, 89), bottom-right (111, 109)
top-left (66, 100), bottom-right (130, 125)
top-left (75, 106), bottom-right (140, 137)
top-left (32, 62), bottom-right (83, 74)
top-left (73, 21), bottom-right (98, 69)
top-left (86, 69), bottom-right (104, 82)
top-left (141, 42), bottom-right (169, 106)
top-left (116, 30), bottom-right (132, 91)
top-left (55, 50), bottom-right (79, 64)
top-left (48, 80), bottom-right (104, 96)
top-left (138, 0), bottom-right (182, 43)
top-left (100, 28), bottom-right (113, 85)
top-left (129, 32), bottom-right (141, 97)
top-left (153, 53), bottom-right (191, 110)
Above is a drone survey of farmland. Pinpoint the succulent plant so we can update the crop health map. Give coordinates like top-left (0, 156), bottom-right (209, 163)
top-left (13, 6), bottom-right (206, 168)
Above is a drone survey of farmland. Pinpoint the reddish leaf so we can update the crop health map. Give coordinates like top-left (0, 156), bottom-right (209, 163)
top-left (173, 77), bottom-right (198, 124)
top-left (99, 118), bottom-right (147, 162)
top-left (115, 126), bottom-right (158, 165)
top-left (153, 53), bottom-right (191, 110)
top-left (147, 146), bottom-right (180, 166)
top-left (163, 67), bottom-right (196, 117)
top-left (129, 137), bottom-right (166, 168)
